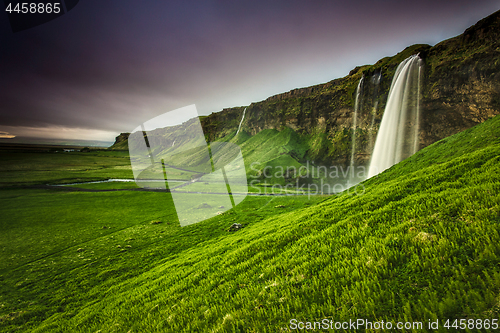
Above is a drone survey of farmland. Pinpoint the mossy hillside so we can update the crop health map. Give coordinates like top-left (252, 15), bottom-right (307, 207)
top-left (0, 189), bottom-right (326, 332)
top-left (234, 127), bottom-right (308, 183)
top-left (109, 122), bottom-right (312, 184)
top-left (2, 115), bottom-right (499, 331)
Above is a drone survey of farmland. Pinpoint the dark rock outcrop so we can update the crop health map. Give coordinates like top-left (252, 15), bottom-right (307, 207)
top-left (109, 133), bottom-right (130, 150)
top-left (227, 223), bottom-right (244, 232)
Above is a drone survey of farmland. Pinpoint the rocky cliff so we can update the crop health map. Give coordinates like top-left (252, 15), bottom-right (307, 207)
top-left (201, 9), bottom-right (500, 166)
top-left (112, 10), bottom-right (500, 168)
top-left (110, 132), bottom-right (130, 150)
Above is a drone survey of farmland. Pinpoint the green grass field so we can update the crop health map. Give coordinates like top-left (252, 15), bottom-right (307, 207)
top-left (0, 150), bottom-right (133, 186)
top-left (1, 115), bottom-right (500, 332)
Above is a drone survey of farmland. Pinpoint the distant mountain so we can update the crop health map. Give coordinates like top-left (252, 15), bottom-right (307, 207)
top-left (1, 136), bottom-right (113, 147)
top-left (109, 133), bottom-right (130, 150)
top-left (111, 9), bottom-right (500, 172)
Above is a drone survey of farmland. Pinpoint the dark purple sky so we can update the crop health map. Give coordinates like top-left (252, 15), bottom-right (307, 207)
top-left (0, 0), bottom-right (499, 142)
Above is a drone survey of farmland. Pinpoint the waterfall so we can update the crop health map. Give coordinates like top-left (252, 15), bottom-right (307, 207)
top-left (368, 72), bottom-right (381, 152)
top-left (350, 77), bottom-right (364, 178)
top-left (368, 54), bottom-right (423, 178)
top-left (236, 107), bottom-right (247, 135)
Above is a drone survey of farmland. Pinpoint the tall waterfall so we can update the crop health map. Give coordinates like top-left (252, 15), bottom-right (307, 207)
top-left (236, 107), bottom-right (247, 135)
top-left (368, 72), bottom-right (381, 152)
top-left (350, 77), bottom-right (364, 178)
top-left (368, 55), bottom-right (423, 178)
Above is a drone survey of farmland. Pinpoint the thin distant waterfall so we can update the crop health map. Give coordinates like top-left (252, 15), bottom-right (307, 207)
top-left (369, 72), bottom-right (381, 152)
top-left (236, 107), bottom-right (247, 135)
top-left (350, 77), bottom-right (364, 178)
top-left (368, 54), bottom-right (423, 178)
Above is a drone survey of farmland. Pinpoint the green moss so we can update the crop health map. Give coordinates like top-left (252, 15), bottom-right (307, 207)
top-left (1, 113), bottom-right (500, 333)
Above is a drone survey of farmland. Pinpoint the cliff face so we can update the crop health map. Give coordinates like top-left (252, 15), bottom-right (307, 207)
top-left (421, 12), bottom-right (500, 149)
top-left (109, 132), bottom-right (130, 150)
top-left (112, 10), bottom-right (500, 168)
top-left (200, 10), bottom-right (500, 166)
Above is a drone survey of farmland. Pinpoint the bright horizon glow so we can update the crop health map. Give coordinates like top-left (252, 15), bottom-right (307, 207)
top-left (0, 131), bottom-right (16, 139)
top-left (0, 126), bottom-right (117, 143)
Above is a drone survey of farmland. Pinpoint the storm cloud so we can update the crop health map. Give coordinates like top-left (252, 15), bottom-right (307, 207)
top-left (0, 0), bottom-right (498, 141)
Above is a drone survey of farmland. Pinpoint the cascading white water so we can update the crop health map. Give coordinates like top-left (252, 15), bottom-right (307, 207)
top-left (368, 72), bottom-right (381, 152)
top-left (350, 77), bottom-right (364, 178)
top-left (236, 107), bottom-right (247, 135)
top-left (368, 54), bottom-right (423, 178)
